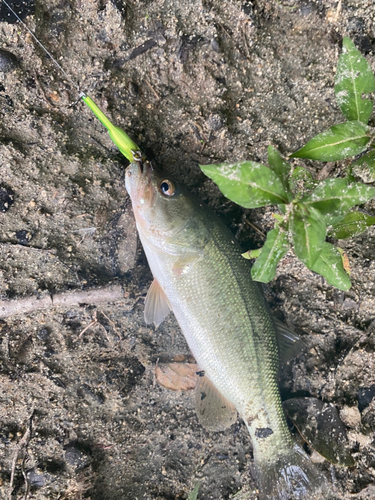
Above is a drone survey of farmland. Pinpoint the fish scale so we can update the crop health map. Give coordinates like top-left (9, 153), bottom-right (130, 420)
top-left (126, 160), bottom-right (331, 499)
top-left (155, 233), bottom-right (274, 385)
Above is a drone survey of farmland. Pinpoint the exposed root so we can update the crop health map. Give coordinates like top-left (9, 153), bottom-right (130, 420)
top-left (8, 408), bottom-right (35, 500)
top-left (0, 285), bottom-right (125, 319)
top-left (74, 310), bottom-right (113, 345)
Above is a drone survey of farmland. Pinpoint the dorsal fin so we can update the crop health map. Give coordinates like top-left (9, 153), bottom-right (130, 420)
top-left (144, 279), bottom-right (171, 327)
top-left (195, 375), bottom-right (237, 432)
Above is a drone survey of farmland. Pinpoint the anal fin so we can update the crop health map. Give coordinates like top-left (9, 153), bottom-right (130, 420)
top-left (144, 279), bottom-right (171, 327)
top-left (195, 375), bottom-right (237, 432)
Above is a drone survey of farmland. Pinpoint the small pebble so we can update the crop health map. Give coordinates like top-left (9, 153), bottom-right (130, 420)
top-left (65, 446), bottom-right (85, 467)
top-left (347, 16), bottom-right (365, 33)
top-left (299, 1), bottom-right (315, 16)
top-left (358, 386), bottom-right (375, 412)
top-left (342, 298), bottom-right (357, 310)
top-left (0, 49), bottom-right (18, 72)
top-left (0, 188), bottom-right (14, 212)
top-left (361, 400), bottom-right (375, 432)
top-left (207, 114), bottom-right (224, 131)
top-left (354, 35), bottom-right (374, 55)
top-left (241, 1), bottom-right (253, 17)
top-left (211, 38), bottom-right (220, 53)
top-left (339, 406), bottom-right (361, 429)
top-left (37, 328), bottom-right (51, 340)
top-left (15, 230), bottom-right (33, 246)
top-left (27, 470), bottom-right (45, 488)
top-left (64, 442), bottom-right (90, 469)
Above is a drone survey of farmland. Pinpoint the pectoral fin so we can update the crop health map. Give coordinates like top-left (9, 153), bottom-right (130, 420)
top-left (172, 253), bottom-right (202, 275)
top-left (195, 375), bottom-right (237, 432)
top-left (144, 279), bottom-right (171, 327)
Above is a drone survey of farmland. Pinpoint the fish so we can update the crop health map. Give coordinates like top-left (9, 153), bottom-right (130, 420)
top-left (125, 157), bottom-right (333, 500)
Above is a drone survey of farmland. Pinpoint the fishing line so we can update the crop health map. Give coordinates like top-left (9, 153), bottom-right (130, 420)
top-left (1, 0), bottom-right (81, 93)
top-left (1, 0), bottom-right (140, 161)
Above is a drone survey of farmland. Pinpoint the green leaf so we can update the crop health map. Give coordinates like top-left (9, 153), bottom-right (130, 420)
top-left (290, 204), bottom-right (326, 268)
top-left (200, 161), bottom-right (289, 208)
top-left (289, 166), bottom-right (318, 194)
top-left (267, 145), bottom-right (292, 197)
top-left (242, 248), bottom-right (261, 259)
top-left (302, 178), bottom-right (375, 217)
top-left (352, 150), bottom-right (375, 183)
top-left (251, 228), bottom-right (289, 282)
top-left (311, 242), bottom-right (351, 291)
top-left (329, 211), bottom-right (375, 239)
top-left (290, 121), bottom-right (370, 162)
top-left (301, 178), bottom-right (348, 214)
top-left (324, 213), bottom-right (347, 227)
top-left (272, 213), bottom-right (285, 223)
top-left (188, 483), bottom-right (200, 500)
top-left (335, 37), bottom-right (375, 124)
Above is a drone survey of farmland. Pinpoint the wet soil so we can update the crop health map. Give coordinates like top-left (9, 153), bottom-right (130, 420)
top-left (1, 0), bottom-right (375, 499)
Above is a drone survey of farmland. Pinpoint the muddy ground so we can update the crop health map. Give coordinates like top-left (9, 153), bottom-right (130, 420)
top-left (1, 0), bottom-right (375, 499)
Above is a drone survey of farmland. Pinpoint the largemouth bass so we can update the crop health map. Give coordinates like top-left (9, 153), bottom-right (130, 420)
top-left (125, 157), bottom-right (331, 500)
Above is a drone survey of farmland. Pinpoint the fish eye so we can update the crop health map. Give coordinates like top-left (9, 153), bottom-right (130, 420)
top-left (159, 179), bottom-right (175, 196)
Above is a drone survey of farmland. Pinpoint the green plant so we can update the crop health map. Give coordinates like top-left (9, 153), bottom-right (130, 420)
top-left (200, 38), bottom-right (375, 291)
top-left (187, 482), bottom-right (200, 500)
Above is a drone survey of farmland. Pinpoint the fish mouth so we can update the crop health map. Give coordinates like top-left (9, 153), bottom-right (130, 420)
top-left (125, 156), bottom-right (156, 209)
top-left (138, 159), bottom-right (155, 197)
top-left (126, 155), bottom-right (153, 181)
top-left (131, 150), bottom-right (155, 177)
top-left (140, 158), bottom-right (154, 178)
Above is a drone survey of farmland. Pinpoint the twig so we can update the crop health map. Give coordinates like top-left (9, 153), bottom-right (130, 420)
top-left (8, 408), bottom-right (35, 500)
top-left (71, 227), bottom-right (97, 246)
top-left (0, 242), bottom-right (57, 254)
top-left (190, 121), bottom-right (208, 142)
top-left (74, 310), bottom-right (113, 345)
top-left (73, 313), bottom-right (99, 342)
top-left (333, 0), bottom-right (342, 23)
top-left (244, 219), bottom-right (266, 237)
top-left (145, 79), bottom-right (160, 100)
top-left (96, 322), bottom-right (112, 344)
top-left (95, 442), bottom-right (115, 450)
top-left (0, 285), bottom-right (124, 319)
top-left (21, 454), bottom-right (30, 500)
top-left (100, 310), bottom-right (121, 338)
top-left (153, 358), bottom-right (159, 388)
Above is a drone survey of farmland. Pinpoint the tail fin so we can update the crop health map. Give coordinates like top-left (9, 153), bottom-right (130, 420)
top-left (256, 444), bottom-right (335, 500)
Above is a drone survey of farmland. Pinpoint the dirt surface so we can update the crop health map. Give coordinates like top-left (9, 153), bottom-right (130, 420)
top-left (1, 0), bottom-right (375, 499)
